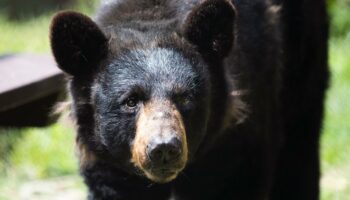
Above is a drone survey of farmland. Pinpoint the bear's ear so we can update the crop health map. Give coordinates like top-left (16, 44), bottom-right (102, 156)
top-left (183, 0), bottom-right (236, 58)
top-left (50, 11), bottom-right (108, 76)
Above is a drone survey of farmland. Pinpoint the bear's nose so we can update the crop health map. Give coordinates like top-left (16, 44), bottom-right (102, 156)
top-left (147, 137), bottom-right (182, 165)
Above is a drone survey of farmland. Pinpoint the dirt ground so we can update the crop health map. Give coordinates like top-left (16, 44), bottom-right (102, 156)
top-left (0, 176), bottom-right (86, 200)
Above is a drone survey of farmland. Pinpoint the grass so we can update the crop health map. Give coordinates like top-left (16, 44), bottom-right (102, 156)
top-left (5, 124), bottom-right (77, 178)
top-left (321, 1), bottom-right (350, 198)
top-left (0, 0), bottom-right (96, 54)
top-left (0, 1), bottom-right (349, 199)
top-left (0, 2), bottom-right (95, 199)
top-left (320, 34), bottom-right (350, 199)
top-left (0, 16), bottom-right (50, 53)
top-left (0, 124), bottom-right (84, 200)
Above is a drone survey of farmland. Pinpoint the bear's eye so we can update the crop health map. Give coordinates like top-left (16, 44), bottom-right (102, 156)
top-left (177, 97), bottom-right (190, 106)
top-left (173, 94), bottom-right (192, 108)
top-left (125, 96), bottom-right (138, 108)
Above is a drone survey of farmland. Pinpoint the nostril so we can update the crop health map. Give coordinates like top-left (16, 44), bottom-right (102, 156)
top-left (148, 138), bottom-right (182, 164)
top-left (150, 148), bottom-right (164, 162)
top-left (164, 145), bottom-right (181, 163)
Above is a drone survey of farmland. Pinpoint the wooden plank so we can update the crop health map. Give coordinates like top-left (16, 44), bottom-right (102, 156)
top-left (0, 92), bottom-right (63, 127)
top-left (0, 54), bottom-right (65, 112)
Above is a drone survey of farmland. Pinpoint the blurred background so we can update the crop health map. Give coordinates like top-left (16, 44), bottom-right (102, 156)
top-left (0, 0), bottom-right (349, 199)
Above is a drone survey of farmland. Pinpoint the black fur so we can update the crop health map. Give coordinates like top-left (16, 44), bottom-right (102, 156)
top-left (50, 11), bottom-right (108, 75)
top-left (183, 0), bottom-right (236, 58)
top-left (50, 0), bottom-right (329, 199)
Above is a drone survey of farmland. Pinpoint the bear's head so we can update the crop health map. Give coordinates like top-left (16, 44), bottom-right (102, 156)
top-left (50, 0), bottom-right (235, 183)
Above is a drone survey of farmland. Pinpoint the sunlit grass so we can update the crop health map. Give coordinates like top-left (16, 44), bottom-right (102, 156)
top-left (0, 0), bottom-right (97, 53)
top-left (0, 124), bottom-right (83, 200)
top-left (9, 124), bottom-right (77, 179)
top-left (0, 2), bottom-right (96, 180)
top-left (320, 34), bottom-right (350, 200)
top-left (322, 35), bottom-right (350, 168)
top-left (0, 124), bottom-right (77, 175)
top-left (0, 2), bottom-right (95, 199)
top-left (0, 16), bottom-right (51, 53)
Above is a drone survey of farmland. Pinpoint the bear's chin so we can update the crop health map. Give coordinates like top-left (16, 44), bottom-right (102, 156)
top-left (143, 169), bottom-right (179, 183)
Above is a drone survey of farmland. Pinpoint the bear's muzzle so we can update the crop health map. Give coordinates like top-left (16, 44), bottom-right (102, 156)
top-left (131, 99), bottom-right (188, 183)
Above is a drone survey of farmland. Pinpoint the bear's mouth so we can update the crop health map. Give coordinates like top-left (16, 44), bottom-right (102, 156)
top-left (143, 167), bottom-right (181, 183)
top-left (135, 148), bottom-right (187, 183)
top-left (133, 148), bottom-right (187, 183)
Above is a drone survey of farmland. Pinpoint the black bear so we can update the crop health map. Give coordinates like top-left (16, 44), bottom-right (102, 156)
top-left (50, 0), bottom-right (329, 199)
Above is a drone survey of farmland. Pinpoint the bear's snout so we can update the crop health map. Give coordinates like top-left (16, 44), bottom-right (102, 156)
top-left (131, 100), bottom-right (188, 183)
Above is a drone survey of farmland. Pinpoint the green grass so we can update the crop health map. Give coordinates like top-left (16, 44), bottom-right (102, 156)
top-left (320, 34), bottom-right (350, 200)
top-left (0, 124), bottom-right (82, 200)
top-left (6, 124), bottom-right (77, 178)
top-left (322, 36), bottom-right (350, 168)
top-left (0, 16), bottom-right (50, 53)
top-left (0, 0), bottom-right (96, 54)
top-left (0, 2), bottom-right (95, 199)
top-left (0, 1), bottom-right (349, 199)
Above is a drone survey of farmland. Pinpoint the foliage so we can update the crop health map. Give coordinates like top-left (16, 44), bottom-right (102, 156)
top-left (320, 35), bottom-right (350, 200)
top-left (328, 0), bottom-right (350, 37)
